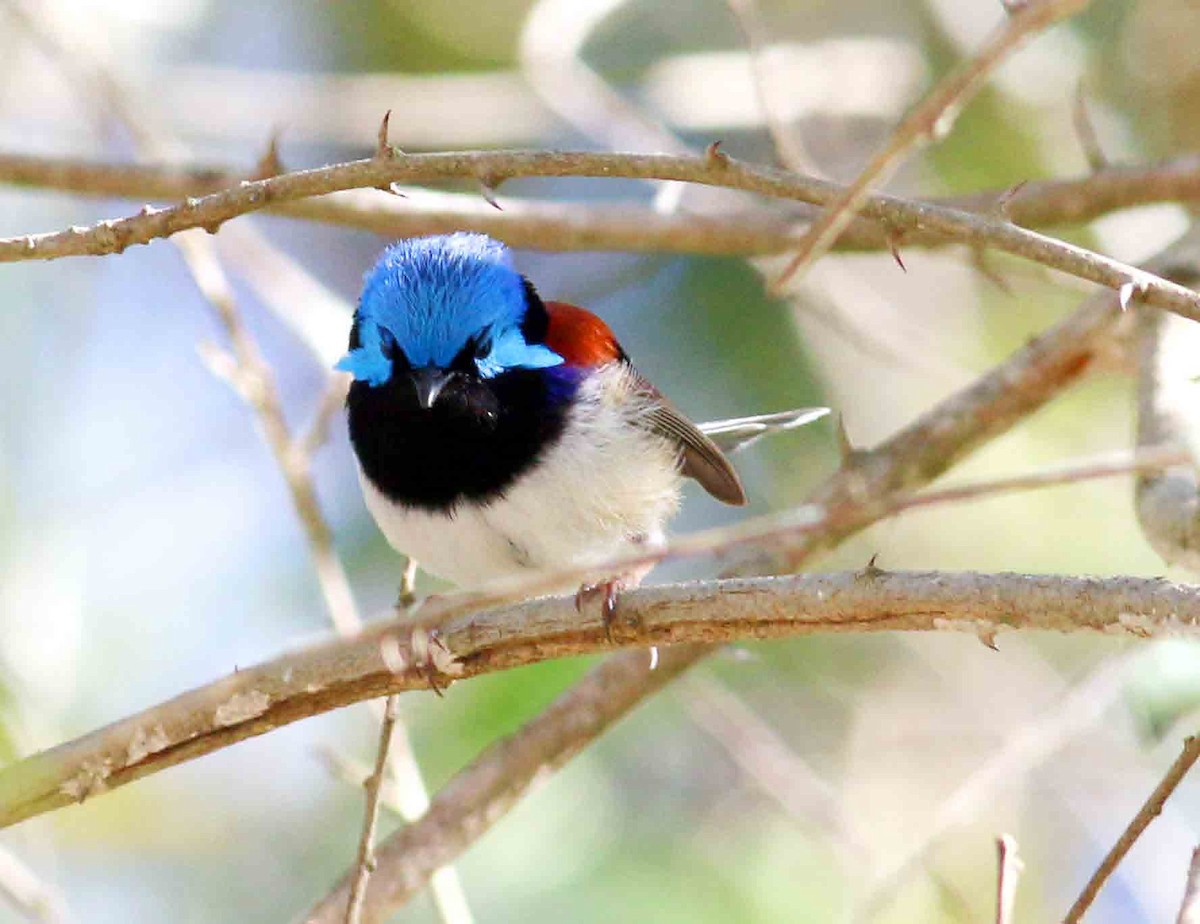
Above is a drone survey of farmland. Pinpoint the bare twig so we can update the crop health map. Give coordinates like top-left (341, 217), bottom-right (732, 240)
top-left (518, 0), bottom-right (687, 156)
top-left (1072, 84), bottom-right (1109, 172)
top-left (758, 226), bottom-right (1200, 572)
top-left (1065, 736), bottom-right (1200, 923)
top-left (773, 0), bottom-right (1093, 289)
top-left (1177, 847), bottom-right (1200, 924)
top-left (995, 835), bottom-right (1023, 924)
top-left (345, 696), bottom-right (399, 924)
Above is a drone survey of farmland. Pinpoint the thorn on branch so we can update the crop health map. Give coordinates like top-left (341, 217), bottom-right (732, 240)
top-left (856, 553), bottom-right (885, 582)
top-left (888, 232), bottom-right (907, 272)
top-left (835, 413), bottom-right (860, 464)
top-left (479, 178), bottom-right (504, 211)
top-left (1119, 279), bottom-right (1143, 311)
top-left (705, 140), bottom-right (730, 168)
top-left (376, 110), bottom-right (395, 160)
top-left (252, 128), bottom-right (286, 180)
top-left (979, 626), bottom-right (1000, 651)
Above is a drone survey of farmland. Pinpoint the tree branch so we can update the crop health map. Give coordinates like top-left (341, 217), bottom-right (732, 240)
top-left (995, 835), bottom-right (1023, 924)
top-left (1065, 735), bottom-right (1200, 923)
top-left (6, 151), bottom-right (1200, 255)
top-left (773, 0), bottom-right (1092, 287)
top-left (2, 570), bottom-right (1198, 832)
top-left (344, 695), bottom-right (399, 924)
top-left (304, 642), bottom-right (704, 924)
top-left (3, 148), bottom-right (1200, 323)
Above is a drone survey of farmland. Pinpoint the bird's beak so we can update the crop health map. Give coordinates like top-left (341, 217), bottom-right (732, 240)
top-left (410, 367), bottom-right (454, 409)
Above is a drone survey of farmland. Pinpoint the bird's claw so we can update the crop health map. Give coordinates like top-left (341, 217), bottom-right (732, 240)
top-left (406, 626), bottom-right (457, 697)
top-left (575, 580), bottom-right (622, 643)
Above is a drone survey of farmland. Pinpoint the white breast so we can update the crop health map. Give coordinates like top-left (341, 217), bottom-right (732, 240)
top-left (359, 364), bottom-right (683, 588)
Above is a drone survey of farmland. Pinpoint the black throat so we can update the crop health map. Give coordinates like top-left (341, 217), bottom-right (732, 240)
top-left (346, 365), bottom-right (578, 513)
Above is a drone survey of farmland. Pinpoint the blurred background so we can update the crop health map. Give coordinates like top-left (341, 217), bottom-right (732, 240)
top-left (0, 0), bottom-right (1198, 921)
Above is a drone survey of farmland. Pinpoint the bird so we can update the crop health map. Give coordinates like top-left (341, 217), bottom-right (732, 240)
top-left (337, 232), bottom-right (820, 619)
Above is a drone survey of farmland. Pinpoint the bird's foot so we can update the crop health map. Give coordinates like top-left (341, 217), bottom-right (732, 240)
top-left (389, 625), bottom-right (459, 698)
top-left (575, 579), bottom-right (622, 643)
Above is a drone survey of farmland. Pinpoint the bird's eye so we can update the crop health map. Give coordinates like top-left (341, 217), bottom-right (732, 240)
top-left (450, 332), bottom-right (492, 373)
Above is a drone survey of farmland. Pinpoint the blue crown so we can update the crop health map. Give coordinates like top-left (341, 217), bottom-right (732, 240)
top-left (336, 233), bottom-right (563, 386)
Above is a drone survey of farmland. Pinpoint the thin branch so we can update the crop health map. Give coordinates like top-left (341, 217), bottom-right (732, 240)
top-left (305, 643), bottom-right (702, 924)
top-left (4, 569), bottom-right (1200, 832)
top-left (6, 151), bottom-right (1200, 254)
top-left (996, 835), bottom-right (1023, 924)
top-left (1065, 736), bottom-right (1200, 924)
top-left (3, 149), bottom-right (1200, 325)
top-left (0, 844), bottom-right (70, 924)
top-left (722, 0), bottom-right (821, 174)
top-left (753, 225), bottom-right (1200, 573)
top-left (773, 0), bottom-right (1092, 288)
top-left (345, 695), bottom-right (399, 924)
top-left (1178, 847), bottom-right (1200, 924)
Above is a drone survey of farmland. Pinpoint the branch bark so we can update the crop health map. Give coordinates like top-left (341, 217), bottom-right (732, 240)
top-left (2, 569), bottom-right (1198, 832)
top-left (3, 148), bottom-right (1200, 324)
top-left (5, 152), bottom-right (1200, 254)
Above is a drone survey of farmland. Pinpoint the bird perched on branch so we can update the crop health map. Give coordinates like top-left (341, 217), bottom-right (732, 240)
top-left (338, 233), bottom-right (825, 618)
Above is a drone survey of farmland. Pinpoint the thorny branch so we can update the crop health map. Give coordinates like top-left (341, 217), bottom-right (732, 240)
top-left (3, 146), bottom-right (1200, 324)
top-left (5, 151), bottom-right (1200, 254)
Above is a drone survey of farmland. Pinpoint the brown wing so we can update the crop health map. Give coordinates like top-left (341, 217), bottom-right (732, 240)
top-left (632, 372), bottom-right (747, 506)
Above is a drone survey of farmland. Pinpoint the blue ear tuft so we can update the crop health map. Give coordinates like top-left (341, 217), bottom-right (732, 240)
top-left (335, 319), bottom-right (393, 386)
top-left (476, 327), bottom-right (563, 379)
